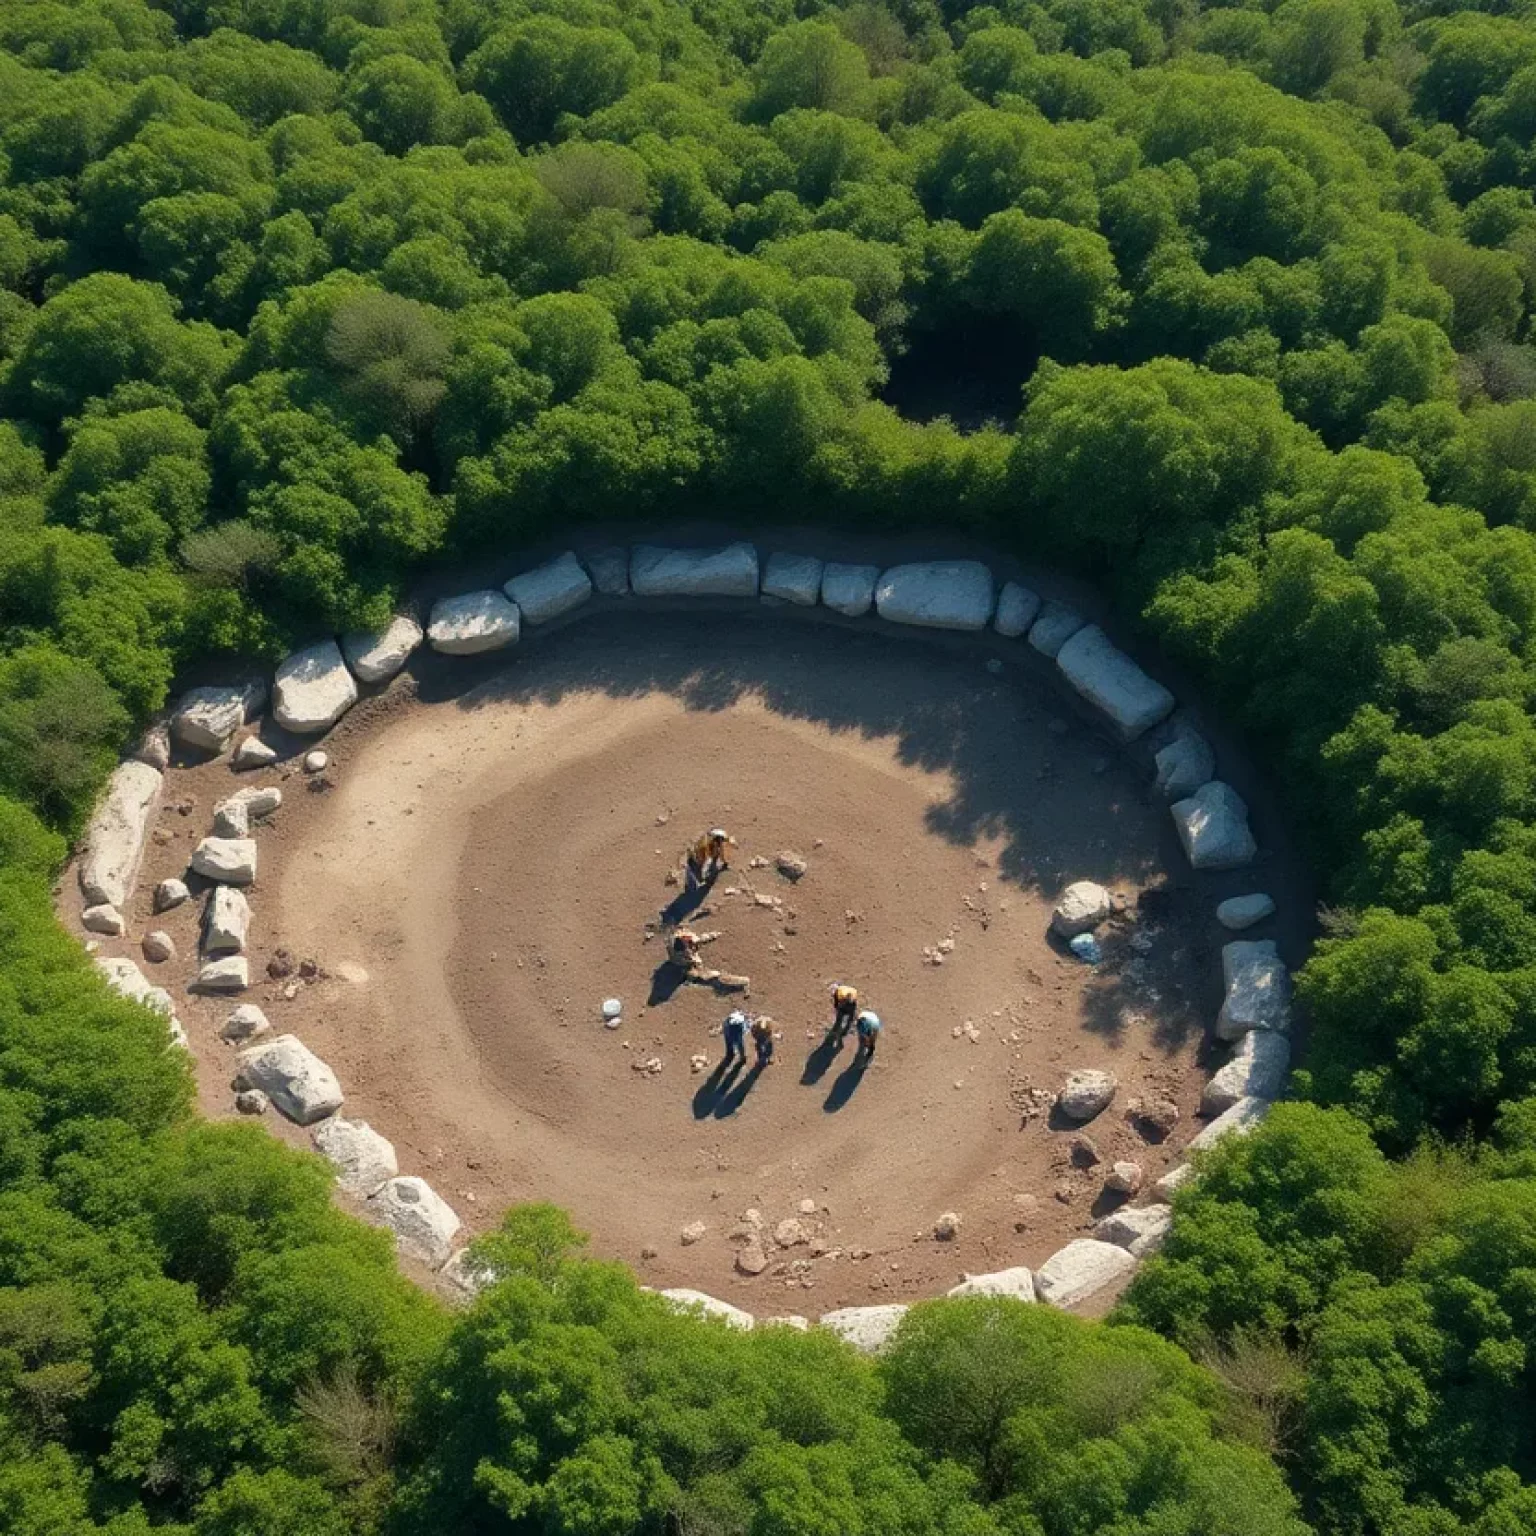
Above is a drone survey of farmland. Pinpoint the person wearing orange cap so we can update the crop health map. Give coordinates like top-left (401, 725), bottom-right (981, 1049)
top-left (685, 828), bottom-right (736, 891)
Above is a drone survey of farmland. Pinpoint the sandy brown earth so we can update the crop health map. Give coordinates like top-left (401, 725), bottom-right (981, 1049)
top-left (91, 606), bottom-right (1307, 1316)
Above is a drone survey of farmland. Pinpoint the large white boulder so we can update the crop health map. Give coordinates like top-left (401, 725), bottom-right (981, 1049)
top-left (658, 1289), bottom-right (755, 1331)
top-left (343, 614), bottom-right (423, 683)
top-left (1217, 893), bottom-right (1275, 930)
top-left (629, 542), bottom-right (759, 597)
top-left (1058, 1068), bottom-right (1117, 1122)
top-left (79, 760), bottom-right (162, 910)
top-left (1093, 1204), bottom-right (1174, 1258)
top-left (1171, 781), bottom-right (1257, 871)
top-left (994, 581), bottom-right (1042, 638)
top-left (1154, 731), bottom-right (1215, 800)
top-left (96, 955), bottom-right (174, 1018)
top-left (312, 1117), bottom-right (399, 1197)
top-left (1189, 1095), bottom-right (1270, 1154)
top-left (190, 837), bottom-right (257, 885)
top-left (1028, 601), bottom-right (1086, 658)
top-left (1052, 880), bottom-right (1111, 938)
top-left (504, 551), bottom-right (593, 624)
top-left (204, 886), bottom-right (250, 955)
top-left (947, 1267), bottom-right (1036, 1301)
top-left (273, 640), bottom-right (358, 735)
top-left (237, 1035), bottom-right (343, 1125)
top-left (820, 561), bottom-right (880, 616)
top-left (1216, 940), bottom-right (1292, 1040)
top-left (818, 1303), bottom-right (909, 1354)
top-left (172, 680), bottom-right (266, 753)
top-left (1055, 626), bottom-right (1176, 742)
top-left (194, 955), bottom-right (249, 993)
top-left (427, 591), bottom-right (521, 654)
top-left (1203, 1029), bottom-right (1291, 1115)
top-left (762, 551), bottom-right (824, 606)
top-left (1033, 1239), bottom-right (1137, 1308)
top-left (874, 561), bottom-right (995, 631)
top-left (370, 1177), bottom-right (461, 1268)
top-left (585, 547), bottom-right (629, 595)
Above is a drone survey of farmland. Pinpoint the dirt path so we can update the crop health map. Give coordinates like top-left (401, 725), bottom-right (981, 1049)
top-left (110, 609), bottom-right (1304, 1314)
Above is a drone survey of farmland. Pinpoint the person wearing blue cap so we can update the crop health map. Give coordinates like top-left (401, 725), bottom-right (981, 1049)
top-left (855, 1009), bottom-right (882, 1060)
top-left (722, 1008), bottom-right (748, 1066)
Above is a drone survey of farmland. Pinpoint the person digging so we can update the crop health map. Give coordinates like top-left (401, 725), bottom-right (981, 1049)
top-left (685, 828), bottom-right (736, 892)
top-left (830, 983), bottom-right (860, 1045)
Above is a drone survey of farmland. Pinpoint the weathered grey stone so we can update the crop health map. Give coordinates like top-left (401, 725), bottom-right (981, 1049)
top-left (221, 1003), bottom-right (270, 1043)
top-left (212, 798), bottom-right (248, 838)
top-left (1216, 940), bottom-right (1292, 1040)
top-left (303, 750), bottom-right (328, 773)
top-left (1154, 730), bottom-right (1215, 800)
top-left (630, 542), bottom-right (759, 597)
top-left (1203, 1029), bottom-right (1291, 1115)
top-left (234, 1089), bottom-right (269, 1115)
top-left (1171, 781), bottom-right (1257, 871)
top-left (273, 640), bottom-right (359, 735)
top-left (1153, 1164), bottom-right (1196, 1199)
top-left (427, 590), bottom-right (521, 654)
top-left (1093, 1204), bottom-right (1174, 1258)
top-left (237, 1034), bottom-right (343, 1125)
top-left (142, 930), bottom-right (175, 963)
top-left (154, 878), bottom-right (190, 912)
top-left (1035, 1240), bottom-right (1137, 1308)
top-left (1055, 625), bottom-right (1176, 741)
top-left (224, 785), bottom-right (281, 822)
top-left (370, 1176), bottom-right (461, 1268)
top-left (994, 580), bottom-right (1042, 638)
top-left (80, 760), bottom-right (162, 909)
top-left (1189, 1095), bottom-right (1270, 1154)
top-left (1028, 601), bottom-right (1087, 658)
top-left (819, 561), bottom-right (880, 616)
top-left (313, 1117), bottom-right (399, 1197)
top-left (585, 546), bottom-right (630, 595)
top-left (1105, 1161), bottom-right (1144, 1195)
top-left (874, 561), bottom-right (995, 631)
top-left (342, 613), bottom-right (423, 683)
top-left (205, 886), bottom-right (250, 955)
top-left (172, 680), bottom-right (266, 753)
top-left (504, 551), bottom-right (593, 624)
top-left (232, 735), bottom-right (278, 770)
top-left (947, 1267), bottom-right (1035, 1301)
top-left (190, 837), bottom-right (257, 885)
top-left (818, 1303), bottom-right (909, 1354)
top-left (132, 721), bottom-right (171, 771)
top-left (1052, 880), bottom-right (1111, 938)
top-left (82, 903), bottom-right (125, 936)
top-left (762, 551), bottom-right (824, 606)
top-left (1058, 1068), bottom-right (1117, 1122)
top-left (195, 955), bottom-right (249, 993)
top-left (658, 1289), bottom-right (755, 1330)
top-left (1217, 893), bottom-right (1275, 930)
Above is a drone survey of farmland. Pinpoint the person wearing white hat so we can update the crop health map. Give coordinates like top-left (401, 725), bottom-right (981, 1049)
top-left (685, 827), bottom-right (736, 890)
top-left (722, 1008), bottom-right (749, 1066)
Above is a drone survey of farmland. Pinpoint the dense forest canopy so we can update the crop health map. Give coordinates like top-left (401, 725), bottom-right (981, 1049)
top-left (6, 0), bottom-right (1536, 1532)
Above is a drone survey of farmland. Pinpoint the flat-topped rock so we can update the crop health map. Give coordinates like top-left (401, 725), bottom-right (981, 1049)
top-left (947, 1267), bottom-right (1036, 1301)
top-left (1203, 1029), bottom-right (1290, 1115)
top-left (80, 759), bottom-right (162, 910)
top-left (97, 956), bottom-right (175, 1018)
top-left (504, 550), bottom-right (592, 624)
top-left (82, 903), bottom-right (124, 936)
top-left (993, 580), bottom-right (1041, 637)
top-left (585, 546), bottom-right (629, 595)
top-left (312, 1117), bottom-right (398, 1197)
top-left (820, 561), bottom-right (879, 616)
top-left (1217, 893), bottom-right (1275, 930)
top-left (232, 735), bottom-right (278, 770)
top-left (343, 614), bottom-right (423, 683)
top-left (630, 541), bottom-right (759, 597)
top-left (172, 680), bottom-right (266, 753)
top-left (237, 1035), bottom-right (343, 1125)
top-left (1217, 940), bottom-right (1291, 1039)
top-left (818, 1303), bottom-right (909, 1354)
top-left (1055, 625), bottom-right (1176, 741)
top-left (762, 551), bottom-right (824, 605)
top-left (1059, 1068), bottom-right (1117, 1122)
top-left (427, 590), bottom-right (521, 654)
top-left (190, 837), bottom-right (256, 885)
top-left (1033, 1239), bottom-right (1137, 1308)
top-left (1094, 1204), bottom-right (1174, 1258)
top-left (204, 886), bottom-right (250, 955)
top-left (1154, 730), bottom-right (1214, 800)
top-left (658, 1289), bottom-right (755, 1330)
top-left (370, 1176), bottom-right (461, 1269)
top-left (220, 1003), bottom-right (270, 1043)
top-left (1052, 880), bottom-right (1111, 938)
top-left (273, 640), bottom-right (358, 734)
top-left (194, 955), bottom-right (248, 993)
top-left (1171, 781), bottom-right (1257, 870)
top-left (1028, 601), bottom-right (1086, 658)
top-left (1189, 1095), bottom-right (1270, 1154)
top-left (875, 561), bottom-right (994, 631)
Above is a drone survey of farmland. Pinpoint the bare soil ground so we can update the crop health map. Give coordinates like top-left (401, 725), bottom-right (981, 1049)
top-left (97, 608), bottom-right (1307, 1316)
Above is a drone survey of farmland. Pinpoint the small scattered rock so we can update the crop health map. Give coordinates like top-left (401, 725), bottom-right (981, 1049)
top-left (1129, 1095), bottom-right (1180, 1138)
top-left (1068, 933), bottom-right (1102, 964)
top-left (234, 1089), bottom-right (269, 1115)
top-left (774, 1219), bottom-right (809, 1247)
top-left (1069, 1134), bottom-right (1101, 1167)
top-left (735, 1241), bottom-right (769, 1276)
top-left (1217, 893), bottom-right (1276, 931)
top-left (690, 1053), bottom-right (708, 1072)
top-left (190, 836), bottom-right (256, 885)
top-left (798, 1198), bottom-right (817, 1215)
top-left (681, 1221), bottom-right (707, 1245)
top-left (774, 851), bottom-right (808, 881)
top-left (141, 930), bottom-right (176, 963)
top-left (233, 735), bottom-right (279, 770)
top-left (933, 1211), bottom-right (961, 1241)
top-left (195, 955), bottom-right (249, 993)
top-left (602, 997), bottom-right (623, 1019)
top-left (211, 798), bottom-right (250, 838)
top-left (1052, 880), bottom-right (1111, 938)
top-left (1058, 1069), bottom-right (1117, 1122)
top-left (267, 948), bottom-right (295, 979)
top-left (1105, 1161), bottom-right (1143, 1195)
top-left (221, 1004), bottom-right (271, 1043)
top-left (82, 903), bottom-right (125, 936)
top-left (303, 750), bottom-right (328, 774)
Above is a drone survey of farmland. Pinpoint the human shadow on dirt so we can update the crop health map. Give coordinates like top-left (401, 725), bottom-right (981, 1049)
top-left (800, 1029), bottom-right (846, 1086)
top-left (714, 1062), bottom-right (766, 1118)
top-left (648, 961), bottom-right (688, 1007)
top-left (659, 883), bottom-right (709, 927)
top-left (823, 1053), bottom-right (869, 1112)
top-left (691, 1056), bottom-right (743, 1119)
